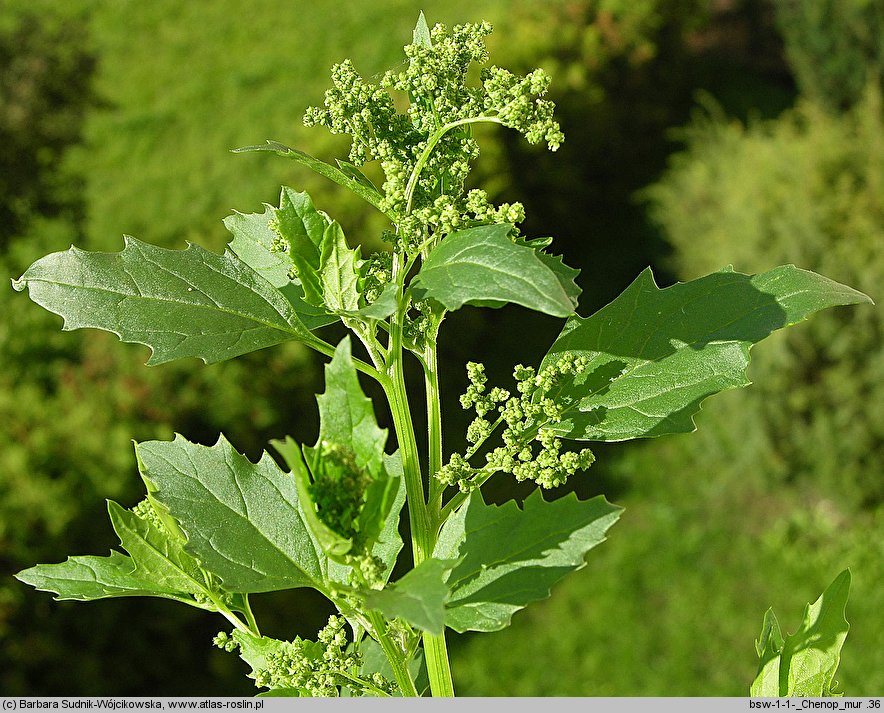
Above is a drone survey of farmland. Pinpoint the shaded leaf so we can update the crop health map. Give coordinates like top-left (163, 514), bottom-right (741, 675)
top-left (272, 339), bottom-right (404, 577)
top-left (232, 631), bottom-right (308, 695)
top-left (107, 500), bottom-right (208, 596)
top-left (750, 570), bottom-right (851, 697)
top-left (364, 454), bottom-right (406, 584)
top-left (435, 490), bottom-right (622, 632)
top-left (136, 434), bottom-right (328, 594)
top-left (350, 283), bottom-right (399, 321)
top-left (13, 237), bottom-right (315, 365)
top-left (233, 141), bottom-right (390, 217)
top-left (223, 200), bottom-right (337, 329)
top-left (410, 224), bottom-right (580, 317)
top-left (301, 339), bottom-right (399, 560)
top-left (272, 436), bottom-right (354, 560)
top-left (272, 187), bottom-right (330, 306)
top-left (543, 265), bottom-right (872, 441)
top-left (360, 638), bottom-right (429, 697)
top-left (365, 558), bottom-right (454, 634)
top-left (15, 551), bottom-right (186, 603)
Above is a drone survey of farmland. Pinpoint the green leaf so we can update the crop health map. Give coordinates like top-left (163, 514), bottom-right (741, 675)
top-left (751, 570), bottom-right (851, 697)
top-left (410, 224), bottom-right (579, 317)
top-left (335, 159), bottom-right (380, 195)
top-left (272, 441), bottom-right (405, 589)
top-left (257, 689), bottom-right (305, 698)
top-left (12, 237), bottom-right (316, 365)
top-left (434, 491), bottom-right (622, 632)
top-left (413, 11), bottom-right (432, 47)
top-left (319, 221), bottom-right (361, 314)
top-left (752, 608), bottom-right (786, 697)
top-left (272, 339), bottom-right (404, 576)
top-left (295, 338), bottom-right (400, 560)
top-left (359, 638), bottom-right (429, 696)
top-left (272, 436), bottom-right (354, 560)
top-left (365, 558), bottom-right (454, 634)
top-left (233, 141), bottom-right (390, 218)
top-left (107, 500), bottom-right (209, 596)
top-left (351, 283), bottom-right (399, 321)
top-left (542, 265), bottom-right (873, 441)
top-left (15, 501), bottom-right (219, 606)
top-left (365, 454), bottom-right (406, 584)
top-left (15, 551), bottom-right (185, 602)
top-left (309, 337), bottom-right (388, 477)
top-left (232, 631), bottom-right (308, 695)
top-left (272, 187), bottom-right (331, 306)
top-left (136, 434), bottom-right (328, 594)
top-left (522, 239), bottom-right (582, 308)
top-left (223, 201), bottom-right (337, 330)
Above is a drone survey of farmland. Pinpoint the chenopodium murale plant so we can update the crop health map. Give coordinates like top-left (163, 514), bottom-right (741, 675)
top-left (12, 14), bottom-right (872, 697)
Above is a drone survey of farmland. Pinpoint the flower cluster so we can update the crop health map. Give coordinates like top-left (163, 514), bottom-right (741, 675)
top-left (133, 499), bottom-right (237, 608)
top-left (438, 357), bottom-right (595, 490)
top-left (131, 498), bottom-right (166, 532)
top-left (310, 442), bottom-right (371, 541)
top-left (308, 442), bottom-right (388, 588)
top-left (214, 616), bottom-right (396, 697)
top-left (304, 19), bottom-right (562, 252)
top-left (358, 250), bottom-right (393, 303)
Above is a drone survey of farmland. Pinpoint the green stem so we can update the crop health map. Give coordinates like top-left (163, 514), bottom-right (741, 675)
top-left (240, 594), bottom-right (261, 636)
top-left (439, 467), bottom-right (497, 522)
top-left (338, 669), bottom-right (393, 698)
top-left (383, 342), bottom-right (431, 562)
top-left (424, 331), bottom-right (444, 510)
top-left (367, 610), bottom-right (418, 697)
top-left (208, 594), bottom-right (251, 634)
top-left (422, 631), bottom-right (455, 697)
top-left (419, 326), bottom-right (456, 697)
top-left (404, 116), bottom-right (505, 214)
top-left (306, 333), bottom-right (383, 381)
top-left (381, 286), bottom-right (455, 697)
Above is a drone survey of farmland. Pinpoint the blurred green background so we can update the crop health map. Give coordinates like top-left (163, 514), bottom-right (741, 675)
top-left (1, 0), bottom-right (881, 696)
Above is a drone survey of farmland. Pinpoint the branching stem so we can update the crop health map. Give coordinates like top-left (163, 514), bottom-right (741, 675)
top-left (367, 610), bottom-right (418, 697)
top-left (404, 116), bottom-right (504, 215)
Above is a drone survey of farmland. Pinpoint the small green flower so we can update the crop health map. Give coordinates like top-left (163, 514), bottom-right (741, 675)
top-left (439, 355), bottom-right (595, 490)
top-left (304, 19), bottom-right (563, 253)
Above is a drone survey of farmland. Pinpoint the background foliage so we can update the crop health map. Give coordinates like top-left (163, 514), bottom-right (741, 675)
top-left (2, 0), bottom-right (880, 696)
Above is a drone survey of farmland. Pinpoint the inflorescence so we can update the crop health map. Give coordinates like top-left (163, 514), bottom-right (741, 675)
top-left (304, 19), bottom-right (562, 252)
top-left (438, 357), bottom-right (595, 490)
top-left (214, 616), bottom-right (396, 697)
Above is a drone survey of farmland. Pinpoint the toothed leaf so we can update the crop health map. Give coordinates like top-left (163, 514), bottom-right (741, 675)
top-left (233, 141), bottom-right (389, 217)
top-left (751, 570), bottom-right (851, 697)
top-left (135, 434), bottom-right (327, 594)
top-left (13, 237), bottom-right (316, 365)
top-left (319, 221), bottom-right (361, 314)
top-left (271, 187), bottom-right (330, 307)
top-left (107, 500), bottom-right (209, 596)
top-left (365, 558), bottom-right (454, 634)
top-left (14, 552), bottom-right (185, 602)
top-left (223, 201), bottom-right (337, 329)
top-left (435, 491), bottom-right (622, 632)
top-left (542, 265), bottom-right (872, 441)
top-left (411, 224), bottom-right (580, 317)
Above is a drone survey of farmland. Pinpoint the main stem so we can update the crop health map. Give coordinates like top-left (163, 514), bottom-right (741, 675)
top-left (383, 297), bottom-right (455, 697)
